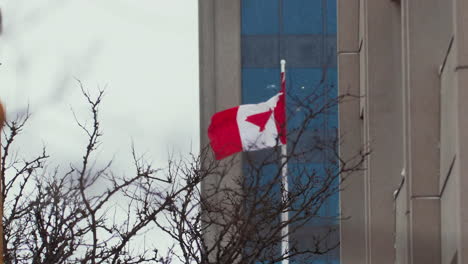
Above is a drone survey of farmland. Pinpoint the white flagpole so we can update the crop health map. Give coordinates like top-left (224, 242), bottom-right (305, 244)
top-left (280, 59), bottom-right (289, 264)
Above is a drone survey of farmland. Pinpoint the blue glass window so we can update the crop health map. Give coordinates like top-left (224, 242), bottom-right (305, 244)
top-left (241, 0), bottom-right (339, 262)
top-left (282, 0), bottom-right (323, 34)
top-left (242, 68), bottom-right (280, 103)
top-left (242, 0), bottom-right (280, 35)
top-left (327, 0), bottom-right (338, 34)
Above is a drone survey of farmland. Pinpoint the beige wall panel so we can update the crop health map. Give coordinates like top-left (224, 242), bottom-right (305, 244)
top-left (359, 40), bottom-right (366, 117)
top-left (395, 181), bottom-right (409, 264)
top-left (199, 0), bottom-right (242, 143)
top-left (338, 0), bottom-right (359, 52)
top-left (199, 0), bottom-right (216, 147)
top-left (358, 0), bottom-right (365, 116)
top-left (455, 69), bottom-right (468, 263)
top-left (410, 198), bottom-right (441, 263)
top-left (338, 53), bottom-right (366, 264)
top-left (454, 0), bottom-right (468, 66)
top-left (213, 0), bottom-right (241, 110)
top-left (440, 44), bottom-right (457, 191)
top-left (406, 0), bottom-right (452, 196)
top-left (441, 163), bottom-right (460, 264)
top-left (365, 0), bottom-right (402, 262)
top-left (359, 0), bottom-right (364, 45)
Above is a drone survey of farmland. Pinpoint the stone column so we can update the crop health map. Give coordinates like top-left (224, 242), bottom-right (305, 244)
top-left (198, 0), bottom-right (242, 261)
top-left (337, 0), bottom-right (366, 263)
top-left (362, 0), bottom-right (403, 263)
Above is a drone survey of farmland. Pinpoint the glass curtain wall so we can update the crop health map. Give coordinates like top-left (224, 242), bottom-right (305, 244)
top-left (241, 0), bottom-right (338, 263)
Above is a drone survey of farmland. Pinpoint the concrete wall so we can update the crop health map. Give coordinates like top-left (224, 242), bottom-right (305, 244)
top-left (363, 1), bottom-right (403, 263)
top-left (339, 0), bottom-right (468, 263)
top-left (453, 0), bottom-right (468, 263)
top-left (199, 0), bottom-right (242, 145)
top-left (439, 2), bottom-right (457, 263)
top-left (337, 0), bottom-right (366, 263)
top-left (202, 0), bottom-right (468, 262)
top-left (339, 0), bottom-right (402, 263)
top-left (400, 0), bottom-right (451, 263)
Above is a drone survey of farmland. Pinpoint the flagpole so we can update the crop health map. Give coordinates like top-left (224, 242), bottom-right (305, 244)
top-left (280, 59), bottom-right (289, 264)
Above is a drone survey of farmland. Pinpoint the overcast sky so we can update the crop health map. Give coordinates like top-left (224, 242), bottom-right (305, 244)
top-left (0, 0), bottom-right (199, 170)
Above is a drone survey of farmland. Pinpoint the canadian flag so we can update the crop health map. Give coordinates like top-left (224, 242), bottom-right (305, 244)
top-left (208, 73), bottom-right (287, 160)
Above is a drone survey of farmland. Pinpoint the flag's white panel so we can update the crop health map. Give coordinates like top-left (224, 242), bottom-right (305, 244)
top-left (237, 93), bottom-right (283, 151)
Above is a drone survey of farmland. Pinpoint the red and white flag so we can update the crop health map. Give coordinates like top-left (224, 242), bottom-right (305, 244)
top-left (208, 73), bottom-right (287, 160)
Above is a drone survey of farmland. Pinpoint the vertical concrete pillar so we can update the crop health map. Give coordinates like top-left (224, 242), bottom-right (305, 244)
top-left (454, 0), bottom-right (468, 262)
top-left (199, 0), bottom-right (242, 147)
top-left (198, 0), bottom-right (242, 188)
top-left (198, 0), bottom-right (242, 260)
top-left (399, 0), bottom-right (451, 262)
top-left (362, 0), bottom-right (403, 263)
top-left (338, 0), bottom-right (366, 263)
top-left (338, 53), bottom-right (366, 264)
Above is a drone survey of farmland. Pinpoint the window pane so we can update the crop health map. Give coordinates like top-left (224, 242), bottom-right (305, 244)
top-left (327, 0), bottom-right (337, 34)
top-left (242, 0), bottom-right (280, 35)
top-left (242, 68), bottom-right (280, 104)
top-left (282, 0), bottom-right (323, 34)
top-left (241, 0), bottom-right (339, 262)
top-left (242, 35), bottom-right (280, 68)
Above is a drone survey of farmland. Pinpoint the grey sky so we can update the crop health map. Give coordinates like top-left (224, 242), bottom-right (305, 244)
top-left (0, 0), bottom-right (200, 169)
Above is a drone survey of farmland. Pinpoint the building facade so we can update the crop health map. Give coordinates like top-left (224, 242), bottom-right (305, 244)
top-left (200, 0), bottom-right (468, 263)
top-left (338, 0), bottom-right (468, 263)
top-left (199, 0), bottom-right (338, 263)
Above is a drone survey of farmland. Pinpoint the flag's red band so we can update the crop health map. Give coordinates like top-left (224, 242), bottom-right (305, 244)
top-left (207, 106), bottom-right (243, 160)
